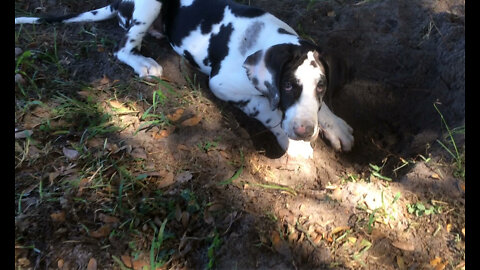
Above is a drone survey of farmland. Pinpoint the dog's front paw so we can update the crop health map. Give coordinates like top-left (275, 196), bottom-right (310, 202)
top-left (135, 57), bottom-right (163, 78)
top-left (286, 139), bottom-right (314, 159)
top-left (320, 116), bottom-right (354, 152)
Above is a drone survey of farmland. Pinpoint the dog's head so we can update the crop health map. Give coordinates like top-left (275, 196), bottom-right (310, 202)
top-left (243, 41), bottom-right (349, 142)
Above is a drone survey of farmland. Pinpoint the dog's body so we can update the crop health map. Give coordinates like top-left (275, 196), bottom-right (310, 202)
top-left (15, 0), bottom-right (354, 158)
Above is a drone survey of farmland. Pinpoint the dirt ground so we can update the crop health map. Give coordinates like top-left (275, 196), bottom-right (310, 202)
top-left (15, 0), bottom-right (465, 269)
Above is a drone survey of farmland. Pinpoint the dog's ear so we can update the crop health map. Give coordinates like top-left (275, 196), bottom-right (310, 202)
top-left (243, 45), bottom-right (294, 110)
top-left (314, 51), bottom-right (353, 99)
top-left (243, 50), bottom-right (280, 110)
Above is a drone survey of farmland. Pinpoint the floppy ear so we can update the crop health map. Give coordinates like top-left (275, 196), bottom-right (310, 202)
top-left (314, 50), bottom-right (353, 99)
top-left (242, 50), bottom-right (280, 110)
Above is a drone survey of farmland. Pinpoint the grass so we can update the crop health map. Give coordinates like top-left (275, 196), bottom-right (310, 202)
top-left (433, 103), bottom-right (465, 179)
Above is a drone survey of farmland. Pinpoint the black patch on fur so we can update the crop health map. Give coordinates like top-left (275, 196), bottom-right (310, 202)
top-left (264, 43), bottom-right (322, 111)
top-left (163, 0), bottom-right (265, 47)
top-left (208, 23), bottom-right (233, 77)
top-left (239, 22), bottom-right (264, 55)
top-left (251, 77), bottom-right (259, 86)
top-left (310, 60), bottom-right (317, 67)
top-left (183, 50), bottom-right (200, 69)
top-left (118, 1), bottom-right (134, 19)
top-left (230, 99), bottom-right (250, 108)
top-left (203, 57), bottom-right (210, 66)
top-left (243, 50), bottom-right (262, 66)
top-left (91, 11), bottom-right (98, 15)
top-left (250, 109), bottom-right (259, 117)
top-left (278, 28), bottom-right (296, 35)
top-left (266, 118), bottom-right (271, 124)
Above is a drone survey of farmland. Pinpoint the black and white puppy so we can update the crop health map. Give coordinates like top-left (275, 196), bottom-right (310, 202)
top-left (15, 0), bottom-right (354, 158)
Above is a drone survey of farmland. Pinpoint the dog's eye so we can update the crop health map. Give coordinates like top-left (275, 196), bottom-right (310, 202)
top-left (283, 81), bottom-right (292, 91)
top-left (317, 81), bottom-right (326, 93)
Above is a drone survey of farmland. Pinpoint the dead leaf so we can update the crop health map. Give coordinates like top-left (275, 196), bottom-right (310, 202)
top-left (57, 259), bottom-right (64, 268)
top-left (130, 147), bottom-right (147, 160)
top-left (327, 10), bottom-right (336, 17)
top-left (271, 231), bottom-right (292, 258)
top-left (430, 257), bottom-right (442, 266)
top-left (15, 73), bottom-right (26, 84)
top-left (446, 224), bottom-right (452, 233)
top-left (121, 255), bottom-right (133, 268)
top-left (62, 147), bottom-right (79, 160)
top-left (109, 100), bottom-right (126, 109)
top-left (181, 115), bottom-right (202, 127)
top-left (175, 171), bottom-right (193, 184)
top-left (98, 213), bottom-right (119, 224)
top-left (204, 208), bottom-right (214, 224)
top-left (99, 75), bottom-right (111, 85)
top-left (50, 211), bottom-right (66, 223)
top-left (177, 144), bottom-right (189, 151)
top-left (49, 172), bottom-right (60, 184)
top-left (430, 173), bottom-right (441, 179)
top-left (392, 240), bottom-right (414, 251)
top-left (157, 172), bottom-right (175, 188)
top-left (461, 227), bottom-right (465, 237)
top-left (153, 126), bottom-right (175, 139)
top-left (15, 130), bottom-right (33, 139)
top-left (90, 224), bottom-right (111, 238)
top-left (396, 255), bottom-right (406, 270)
top-left (167, 108), bottom-right (185, 122)
top-left (331, 226), bottom-right (350, 235)
top-left (181, 211), bottom-right (190, 228)
top-left (208, 203), bottom-right (224, 212)
top-left (87, 258), bottom-right (97, 270)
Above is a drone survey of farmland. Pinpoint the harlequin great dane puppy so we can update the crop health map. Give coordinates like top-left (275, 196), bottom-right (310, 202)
top-left (15, 0), bottom-right (354, 159)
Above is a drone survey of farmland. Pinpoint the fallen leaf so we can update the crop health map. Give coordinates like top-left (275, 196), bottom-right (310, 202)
top-left (15, 130), bottom-right (33, 139)
top-left (90, 224), bottom-right (111, 238)
top-left (62, 147), bottom-right (79, 160)
top-left (430, 173), bottom-right (441, 179)
top-left (392, 240), bottom-right (415, 251)
top-left (396, 255), bottom-right (406, 270)
top-left (430, 257), bottom-right (442, 266)
top-left (204, 208), bottom-right (214, 224)
top-left (130, 147), bottom-right (147, 160)
top-left (108, 100), bottom-right (125, 109)
top-left (15, 73), bottom-right (26, 84)
top-left (461, 227), bottom-right (465, 237)
top-left (181, 115), bottom-right (202, 127)
top-left (99, 75), bottom-right (111, 85)
top-left (177, 144), bottom-right (189, 151)
top-left (50, 211), bottom-right (66, 223)
top-left (157, 172), bottom-right (175, 188)
top-left (175, 171), bottom-right (193, 184)
top-left (181, 211), bottom-right (190, 228)
top-left (49, 172), bottom-right (60, 184)
top-left (271, 231), bottom-right (292, 258)
top-left (327, 10), bottom-right (336, 17)
top-left (153, 126), bottom-right (175, 139)
top-left (98, 213), bottom-right (119, 224)
top-left (167, 108), bottom-right (185, 122)
top-left (87, 258), bottom-right (97, 270)
top-left (446, 223), bottom-right (452, 233)
top-left (121, 255), bottom-right (133, 268)
top-left (331, 226), bottom-right (350, 235)
top-left (57, 259), bottom-right (64, 268)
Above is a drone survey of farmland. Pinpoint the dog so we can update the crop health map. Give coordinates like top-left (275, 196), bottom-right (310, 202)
top-left (15, 0), bottom-right (354, 159)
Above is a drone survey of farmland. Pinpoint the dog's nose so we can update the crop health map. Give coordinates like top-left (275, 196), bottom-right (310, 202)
top-left (294, 123), bottom-right (314, 139)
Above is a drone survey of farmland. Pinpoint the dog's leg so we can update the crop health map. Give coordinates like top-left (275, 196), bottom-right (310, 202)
top-left (228, 95), bottom-right (314, 158)
top-left (318, 102), bottom-right (354, 151)
top-left (114, 0), bottom-right (163, 78)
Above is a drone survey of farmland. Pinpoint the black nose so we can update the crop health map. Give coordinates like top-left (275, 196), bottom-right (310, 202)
top-left (294, 123), bottom-right (314, 139)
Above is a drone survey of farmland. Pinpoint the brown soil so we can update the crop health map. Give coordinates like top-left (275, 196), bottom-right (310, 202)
top-left (15, 0), bottom-right (465, 269)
